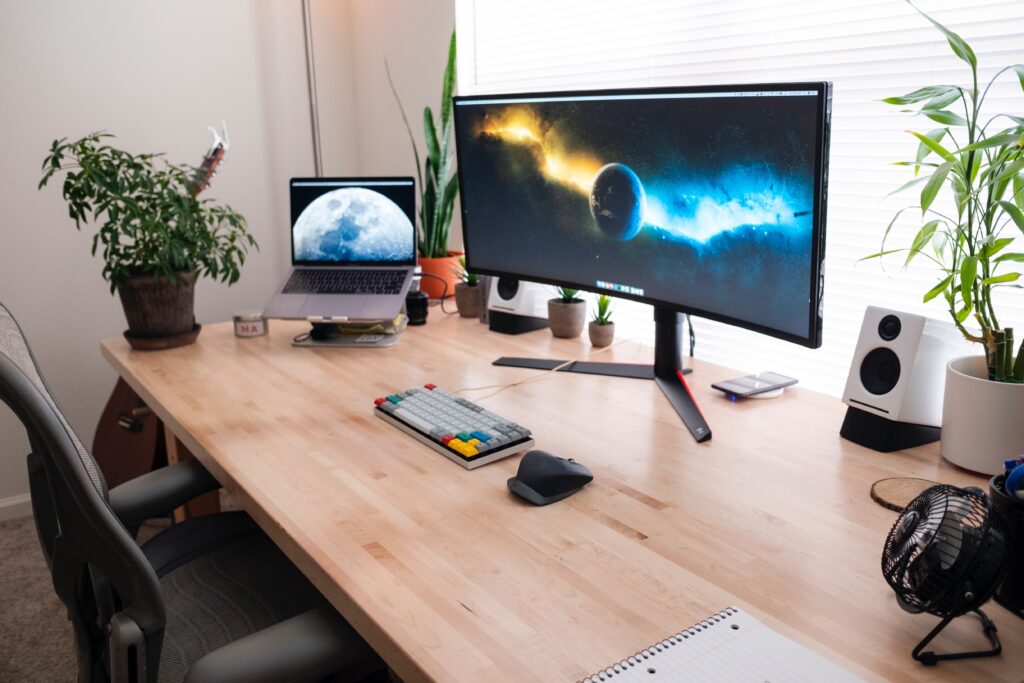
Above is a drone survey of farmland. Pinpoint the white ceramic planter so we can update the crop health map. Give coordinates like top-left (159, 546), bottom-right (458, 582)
top-left (940, 355), bottom-right (1024, 474)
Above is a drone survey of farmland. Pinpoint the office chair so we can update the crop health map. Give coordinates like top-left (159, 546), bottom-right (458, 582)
top-left (0, 302), bottom-right (382, 683)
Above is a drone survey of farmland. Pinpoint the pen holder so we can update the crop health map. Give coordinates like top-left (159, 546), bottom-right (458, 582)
top-left (990, 473), bottom-right (1024, 619)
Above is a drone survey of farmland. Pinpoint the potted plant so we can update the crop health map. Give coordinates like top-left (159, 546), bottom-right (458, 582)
top-left (868, 6), bottom-right (1024, 473)
top-left (388, 30), bottom-right (460, 300)
top-left (548, 287), bottom-right (586, 338)
top-left (40, 132), bottom-right (255, 350)
top-left (453, 256), bottom-right (482, 318)
top-left (588, 295), bottom-right (615, 347)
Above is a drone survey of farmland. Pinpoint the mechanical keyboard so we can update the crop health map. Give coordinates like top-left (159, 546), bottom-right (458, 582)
top-left (374, 384), bottom-right (534, 469)
top-left (283, 268), bottom-right (406, 295)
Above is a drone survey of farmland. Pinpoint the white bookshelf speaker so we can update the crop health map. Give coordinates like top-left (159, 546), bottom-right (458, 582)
top-left (840, 306), bottom-right (966, 452)
top-left (487, 277), bottom-right (549, 334)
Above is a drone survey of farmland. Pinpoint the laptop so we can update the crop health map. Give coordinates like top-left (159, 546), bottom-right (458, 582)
top-left (263, 177), bottom-right (417, 321)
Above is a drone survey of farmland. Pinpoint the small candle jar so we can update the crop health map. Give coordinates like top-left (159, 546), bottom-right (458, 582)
top-left (233, 311), bottom-right (268, 338)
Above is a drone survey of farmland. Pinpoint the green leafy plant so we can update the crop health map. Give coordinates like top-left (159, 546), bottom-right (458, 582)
top-left (593, 294), bottom-right (613, 325)
top-left (39, 132), bottom-right (255, 293)
top-left (868, 3), bottom-right (1024, 382)
top-left (387, 30), bottom-right (459, 259)
top-left (555, 286), bottom-right (581, 303)
top-left (454, 255), bottom-right (479, 285)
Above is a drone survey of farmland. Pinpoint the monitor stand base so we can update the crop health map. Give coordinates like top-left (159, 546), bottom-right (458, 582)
top-left (492, 357), bottom-right (670, 380)
top-left (491, 307), bottom-right (711, 442)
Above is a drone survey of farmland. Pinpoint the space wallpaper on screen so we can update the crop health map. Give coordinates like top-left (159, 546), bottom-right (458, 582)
top-left (290, 181), bottom-right (416, 264)
top-left (455, 92), bottom-right (820, 337)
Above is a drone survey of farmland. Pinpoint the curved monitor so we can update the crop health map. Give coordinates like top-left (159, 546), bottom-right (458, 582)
top-left (452, 82), bottom-right (831, 348)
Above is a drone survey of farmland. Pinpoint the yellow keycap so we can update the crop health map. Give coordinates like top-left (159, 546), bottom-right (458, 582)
top-left (466, 438), bottom-right (480, 447)
top-left (450, 440), bottom-right (477, 457)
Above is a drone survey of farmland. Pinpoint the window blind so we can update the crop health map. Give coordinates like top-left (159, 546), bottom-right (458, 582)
top-left (455, 0), bottom-right (1024, 395)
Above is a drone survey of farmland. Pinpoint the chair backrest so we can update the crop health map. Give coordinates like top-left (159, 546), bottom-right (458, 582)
top-left (0, 303), bottom-right (165, 681)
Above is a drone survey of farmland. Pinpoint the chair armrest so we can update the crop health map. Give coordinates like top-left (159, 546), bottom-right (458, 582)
top-left (183, 605), bottom-right (381, 683)
top-left (108, 458), bottom-right (220, 528)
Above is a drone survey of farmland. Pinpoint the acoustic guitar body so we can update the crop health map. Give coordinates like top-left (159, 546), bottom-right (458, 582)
top-left (92, 378), bottom-right (166, 489)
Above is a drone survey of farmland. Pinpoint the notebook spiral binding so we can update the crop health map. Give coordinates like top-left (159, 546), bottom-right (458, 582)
top-left (577, 607), bottom-right (738, 683)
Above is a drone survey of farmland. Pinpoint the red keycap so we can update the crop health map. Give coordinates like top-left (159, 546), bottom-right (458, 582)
top-left (441, 434), bottom-right (454, 444)
top-left (425, 383), bottom-right (436, 390)
top-left (374, 398), bottom-right (386, 406)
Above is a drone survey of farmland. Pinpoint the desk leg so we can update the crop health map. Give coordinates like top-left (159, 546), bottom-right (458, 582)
top-left (163, 428), bottom-right (221, 522)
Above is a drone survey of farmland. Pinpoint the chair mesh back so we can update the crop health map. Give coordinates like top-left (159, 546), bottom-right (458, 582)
top-left (0, 303), bottom-right (107, 498)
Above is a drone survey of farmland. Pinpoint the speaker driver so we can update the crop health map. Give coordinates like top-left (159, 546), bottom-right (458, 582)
top-left (496, 277), bottom-right (519, 300)
top-left (878, 314), bottom-right (902, 341)
top-left (861, 347), bottom-right (902, 395)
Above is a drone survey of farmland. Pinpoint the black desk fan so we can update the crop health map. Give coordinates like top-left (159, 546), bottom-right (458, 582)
top-left (882, 484), bottom-right (1008, 665)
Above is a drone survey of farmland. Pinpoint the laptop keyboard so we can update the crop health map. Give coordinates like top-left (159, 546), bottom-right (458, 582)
top-left (283, 269), bottom-right (407, 295)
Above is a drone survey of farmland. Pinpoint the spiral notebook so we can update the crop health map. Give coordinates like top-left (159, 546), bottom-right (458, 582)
top-left (578, 608), bottom-right (864, 683)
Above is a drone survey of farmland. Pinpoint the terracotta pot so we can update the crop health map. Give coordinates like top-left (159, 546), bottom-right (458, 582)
top-left (454, 282), bottom-right (482, 318)
top-left (941, 355), bottom-right (1024, 474)
top-left (418, 252), bottom-right (462, 300)
top-left (589, 321), bottom-right (615, 348)
top-left (548, 299), bottom-right (586, 338)
top-left (117, 271), bottom-right (198, 349)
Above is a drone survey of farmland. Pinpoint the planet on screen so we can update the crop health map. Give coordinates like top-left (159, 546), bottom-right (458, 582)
top-left (455, 91), bottom-right (820, 338)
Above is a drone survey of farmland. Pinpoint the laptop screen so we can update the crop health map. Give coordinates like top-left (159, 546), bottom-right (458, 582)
top-left (289, 178), bottom-right (417, 266)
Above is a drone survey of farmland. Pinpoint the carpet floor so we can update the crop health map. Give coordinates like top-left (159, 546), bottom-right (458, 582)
top-left (0, 514), bottom-right (79, 682)
top-left (0, 513), bottom-right (170, 681)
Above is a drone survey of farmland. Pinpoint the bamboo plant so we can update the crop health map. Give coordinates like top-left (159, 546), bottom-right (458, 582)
top-left (387, 30), bottom-right (459, 259)
top-left (866, 3), bottom-right (1024, 382)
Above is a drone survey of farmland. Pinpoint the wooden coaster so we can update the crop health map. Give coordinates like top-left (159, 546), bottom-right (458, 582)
top-left (124, 323), bottom-right (201, 351)
top-left (870, 477), bottom-right (940, 512)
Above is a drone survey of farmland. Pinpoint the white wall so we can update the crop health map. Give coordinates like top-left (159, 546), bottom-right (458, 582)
top-left (0, 0), bottom-right (313, 515)
top-left (0, 0), bottom-right (454, 516)
top-left (343, 0), bottom-right (462, 247)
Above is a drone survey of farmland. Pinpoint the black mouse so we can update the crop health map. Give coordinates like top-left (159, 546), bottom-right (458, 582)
top-left (507, 450), bottom-right (593, 506)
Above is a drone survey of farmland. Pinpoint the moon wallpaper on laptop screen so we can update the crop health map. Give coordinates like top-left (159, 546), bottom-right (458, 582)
top-left (292, 187), bottom-right (414, 263)
top-left (454, 91), bottom-right (822, 337)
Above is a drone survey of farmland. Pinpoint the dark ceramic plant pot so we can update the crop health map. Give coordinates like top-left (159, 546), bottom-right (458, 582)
top-left (454, 282), bottom-right (482, 318)
top-left (990, 473), bottom-right (1024, 619)
top-left (117, 271), bottom-right (199, 349)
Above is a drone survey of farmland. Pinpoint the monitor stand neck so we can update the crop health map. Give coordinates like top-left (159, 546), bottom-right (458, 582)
top-left (493, 306), bottom-right (711, 442)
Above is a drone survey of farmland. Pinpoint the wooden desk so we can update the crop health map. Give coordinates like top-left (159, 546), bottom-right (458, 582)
top-left (102, 317), bottom-right (1024, 682)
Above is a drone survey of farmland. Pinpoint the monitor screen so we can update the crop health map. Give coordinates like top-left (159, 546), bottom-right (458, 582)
top-left (453, 83), bottom-right (830, 347)
top-left (289, 178), bottom-right (417, 266)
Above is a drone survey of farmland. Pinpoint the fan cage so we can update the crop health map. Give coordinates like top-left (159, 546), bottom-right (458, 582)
top-left (882, 484), bottom-right (1003, 617)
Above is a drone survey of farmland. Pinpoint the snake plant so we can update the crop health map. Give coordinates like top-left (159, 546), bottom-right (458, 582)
top-left (387, 30), bottom-right (459, 259)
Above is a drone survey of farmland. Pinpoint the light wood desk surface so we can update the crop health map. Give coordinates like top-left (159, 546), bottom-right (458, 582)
top-left (102, 316), bottom-right (1023, 682)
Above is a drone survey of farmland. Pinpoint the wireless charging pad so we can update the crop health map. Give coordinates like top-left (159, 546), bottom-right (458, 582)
top-left (747, 388), bottom-right (785, 399)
